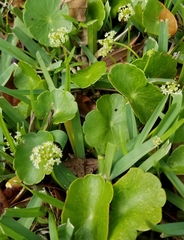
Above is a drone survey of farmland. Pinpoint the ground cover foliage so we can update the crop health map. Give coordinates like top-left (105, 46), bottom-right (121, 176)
top-left (0, 0), bottom-right (184, 239)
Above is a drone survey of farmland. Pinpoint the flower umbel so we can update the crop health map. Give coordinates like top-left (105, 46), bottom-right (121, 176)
top-left (48, 27), bottom-right (69, 47)
top-left (118, 4), bottom-right (135, 22)
top-left (97, 30), bottom-right (116, 57)
top-left (160, 82), bottom-right (182, 95)
top-left (30, 141), bottom-right (62, 175)
top-left (153, 136), bottom-right (163, 147)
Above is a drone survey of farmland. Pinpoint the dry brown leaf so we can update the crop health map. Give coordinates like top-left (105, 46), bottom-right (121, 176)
top-left (0, 189), bottom-right (8, 216)
top-left (159, 2), bottom-right (178, 37)
top-left (2, 75), bottom-right (20, 106)
top-left (63, 156), bottom-right (98, 178)
top-left (66, 0), bottom-right (87, 22)
top-left (75, 93), bottom-right (96, 117)
top-left (9, 0), bottom-right (25, 8)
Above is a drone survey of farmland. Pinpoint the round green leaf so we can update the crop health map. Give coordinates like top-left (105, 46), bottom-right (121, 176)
top-left (23, 0), bottom-right (72, 46)
top-left (109, 168), bottom-right (166, 240)
top-left (167, 146), bottom-right (184, 174)
top-left (71, 61), bottom-right (107, 88)
top-left (132, 50), bottom-right (177, 78)
top-left (34, 89), bottom-right (78, 124)
top-left (143, 0), bottom-right (163, 35)
top-left (14, 131), bottom-right (53, 185)
top-left (62, 174), bottom-right (113, 240)
top-left (108, 63), bottom-right (163, 124)
top-left (83, 94), bottom-right (129, 154)
top-left (86, 0), bottom-right (105, 30)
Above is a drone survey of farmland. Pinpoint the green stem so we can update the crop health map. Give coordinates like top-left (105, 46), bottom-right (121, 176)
top-left (114, 42), bottom-right (139, 59)
top-left (126, 25), bottom-right (131, 62)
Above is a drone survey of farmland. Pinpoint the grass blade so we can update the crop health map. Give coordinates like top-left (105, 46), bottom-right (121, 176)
top-left (110, 138), bottom-right (156, 179)
top-left (165, 188), bottom-right (184, 211)
top-left (18, 195), bottom-right (43, 228)
top-left (0, 216), bottom-right (42, 240)
top-left (0, 37), bottom-right (36, 67)
top-left (49, 211), bottom-right (59, 240)
top-left (161, 160), bottom-right (184, 198)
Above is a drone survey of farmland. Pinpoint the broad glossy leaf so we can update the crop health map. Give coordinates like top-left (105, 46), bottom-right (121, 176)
top-left (108, 63), bottom-right (163, 124)
top-left (71, 61), bottom-right (107, 88)
top-left (132, 50), bottom-right (177, 78)
top-left (167, 146), bottom-right (184, 174)
top-left (23, 0), bottom-right (72, 46)
top-left (62, 174), bottom-right (113, 240)
top-left (34, 89), bottom-right (78, 124)
top-left (14, 131), bottom-right (53, 185)
top-left (86, 0), bottom-right (105, 30)
top-left (83, 94), bottom-right (129, 154)
top-left (109, 168), bottom-right (166, 240)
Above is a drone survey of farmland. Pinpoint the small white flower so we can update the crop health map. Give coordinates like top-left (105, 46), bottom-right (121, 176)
top-left (118, 4), bottom-right (135, 22)
top-left (30, 141), bottom-right (62, 174)
top-left (97, 30), bottom-right (116, 57)
top-left (153, 136), bottom-right (163, 147)
top-left (160, 82), bottom-right (182, 95)
top-left (48, 27), bottom-right (69, 47)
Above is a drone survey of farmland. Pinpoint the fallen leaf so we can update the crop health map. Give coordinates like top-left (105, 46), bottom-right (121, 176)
top-left (63, 156), bottom-right (98, 177)
top-left (66, 0), bottom-right (87, 22)
top-left (9, 0), bottom-right (25, 8)
top-left (2, 75), bottom-right (20, 106)
top-left (0, 189), bottom-right (8, 216)
top-left (75, 93), bottom-right (96, 117)
top-left (159, 2), bottom-right (178, 36)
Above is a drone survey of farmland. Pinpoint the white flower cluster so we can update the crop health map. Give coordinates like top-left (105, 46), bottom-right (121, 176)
top-left (48, 27), bottom-right (69, 47)
top-left (14, 131), bottom-right (25, 146)
top-left (3, 131), bottom-right (24, 154)
top-left (118, 3), bottom-right (135, 22)
top-left (98, 30), bottom-right (116, 57)
top-left (30, 141), bottom-right (62, 175)
top-left (153, 136), bottom-right (163, 147)
top-left (160, 82), bottom-right (182, 95)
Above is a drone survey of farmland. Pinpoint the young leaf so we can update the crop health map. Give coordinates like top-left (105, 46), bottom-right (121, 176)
top-left (109, 168), bottom-right (166, 240)
top-left (83, 94), bottom-right (129, 154)
top-left (71, 61), bottom-right (107, 88)
top-left (62, 174), bottom-right (113, 240)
